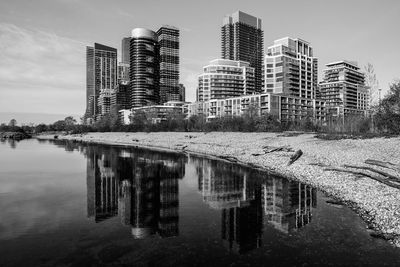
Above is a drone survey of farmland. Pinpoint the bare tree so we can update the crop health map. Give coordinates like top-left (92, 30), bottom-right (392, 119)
top-left (364, 63), bottom-right (379, 107)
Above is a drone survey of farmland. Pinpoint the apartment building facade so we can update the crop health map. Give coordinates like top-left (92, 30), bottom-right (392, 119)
top-left (85, 43), bottom-right (117, 122)
top-left (319, 60), bottom-right (369, 117)
top-left (97, 88), bottom-right (113, 117)
top-left (197, 59), bottom-right (255, 102)
top-left (187, 93), bottom-right (326, 122)
top-left (264, 37), bottom-right (318, 100)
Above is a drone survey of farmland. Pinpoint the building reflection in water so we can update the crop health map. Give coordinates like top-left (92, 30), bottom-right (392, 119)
top-left (84, 144), bottom-right (185, 239)
top-left (193, 156), bottom-right (316, 254)
top-left (263, 177), bottom-right (317, 234)
top-left (50, 140), bottom-right (316, 253)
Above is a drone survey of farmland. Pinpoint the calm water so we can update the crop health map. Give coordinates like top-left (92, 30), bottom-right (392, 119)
top-left (1, 139), bottom-right (400, 266)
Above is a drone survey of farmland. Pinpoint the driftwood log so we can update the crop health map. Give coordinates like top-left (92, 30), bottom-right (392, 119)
top-left (343, 164), bottom-right (400, 182)
top-left (288, 149), bottom-right (303, 166)
top-left (262, 145), bottom-right (294, 153)
top-left (251, 146), bottom-right (294, 156)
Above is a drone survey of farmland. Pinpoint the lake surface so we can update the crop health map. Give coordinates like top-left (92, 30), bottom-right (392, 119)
top-left (1, 139), bottom-right (400, 266)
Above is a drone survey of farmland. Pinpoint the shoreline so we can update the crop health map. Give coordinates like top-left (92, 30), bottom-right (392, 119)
top-left (37, 132), bottom-right (400, 247)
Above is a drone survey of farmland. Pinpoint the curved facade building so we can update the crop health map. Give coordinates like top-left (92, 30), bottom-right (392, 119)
top-left (130, 28), bottom-right (160, 108)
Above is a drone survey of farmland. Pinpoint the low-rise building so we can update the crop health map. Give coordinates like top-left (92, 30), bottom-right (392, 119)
top-left (319, 60), bottom-right (369, 118)
top-left (118, 109), bottom-right (132, 125)
top-left (119, 102), bottom-right (185, 125)
top-left (186, 93), bottom-right (325, 122)
top-left (132, 105), bottom-right (183, 124)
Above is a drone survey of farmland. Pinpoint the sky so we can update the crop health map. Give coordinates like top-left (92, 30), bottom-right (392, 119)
top-left (0, 0), bottom-right (399, 124)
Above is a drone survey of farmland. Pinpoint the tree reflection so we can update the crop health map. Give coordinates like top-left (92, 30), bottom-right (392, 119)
top-left (8, 139), bottom-right (17, 149)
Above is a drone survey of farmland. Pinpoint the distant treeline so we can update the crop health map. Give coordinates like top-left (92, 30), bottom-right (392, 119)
top-left (2, 81), bottom-right (400, 137)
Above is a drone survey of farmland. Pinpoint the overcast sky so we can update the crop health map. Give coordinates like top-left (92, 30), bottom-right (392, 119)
top-left (0, 0), bottom-right (399, 123)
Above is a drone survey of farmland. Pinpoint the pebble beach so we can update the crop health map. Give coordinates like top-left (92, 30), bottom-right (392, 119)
top-left (38, 132), bottom-right (400, 247)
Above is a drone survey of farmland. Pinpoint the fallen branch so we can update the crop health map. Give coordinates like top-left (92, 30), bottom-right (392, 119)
top-left (263, 146), bottom-right (294, 153)
top-left (342, 164), bottom-right (400, 182)
top-left (365, 159), bottom-right (400, 172)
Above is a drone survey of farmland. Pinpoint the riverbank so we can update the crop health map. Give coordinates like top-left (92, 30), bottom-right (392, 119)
top-left (37, 132), bottom-right (400, 247)
top-left (0, 131), bottom-right (31, 140)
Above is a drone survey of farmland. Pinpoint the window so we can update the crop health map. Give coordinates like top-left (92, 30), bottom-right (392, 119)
top-left (145, 44), bottom-right (154, 52)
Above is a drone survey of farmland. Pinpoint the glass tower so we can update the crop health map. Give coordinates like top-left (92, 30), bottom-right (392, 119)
top-left (130, 28), bottom-right (160, 108)
top-left (157, 26), bottom-right (180, 104)
top-left (85, 43), bottom-right (117, 121)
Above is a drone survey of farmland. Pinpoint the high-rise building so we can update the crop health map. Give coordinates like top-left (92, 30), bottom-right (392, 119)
top-left (319, 60), bottom-right (369, 117)
top-left (98, 89), bottom-right (113, 116)
top-left (118, 62), bottom-right (130, 83)
top-left (85, 43), bottom-right (117, 121)
top-left (121, 37), bottom-right (131, 64)
top-left (178, 83), bottom-right (185, 102)
top-left (221, 11), bottom-right (263, 92)
top-left (264, 37), bottom-right (318, 99)
top-left (157, 26), bottom-right (180, 104)
top-left (130, 28), bottom-right (160, 108)
top-left (119, 37), bottom-right (131, 84)
top-left (111, 81), bottom-right (130, 110)
top-left (197, 59), bottom-right (255, 102)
